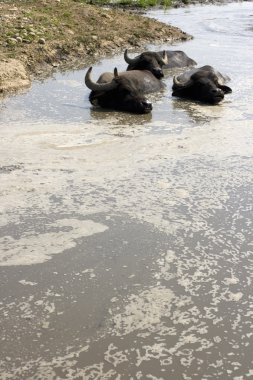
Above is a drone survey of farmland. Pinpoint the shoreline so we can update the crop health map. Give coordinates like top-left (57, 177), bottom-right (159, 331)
top-left (0, 1), bottom-right (191, 97)
top-left (0, 0), bottom-right (246, 96)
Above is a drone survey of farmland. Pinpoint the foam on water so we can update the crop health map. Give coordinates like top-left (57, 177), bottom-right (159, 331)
top-left (0, 219), bottom-right (108, 266)
top-left (0, 1), bottom-right (253, 379)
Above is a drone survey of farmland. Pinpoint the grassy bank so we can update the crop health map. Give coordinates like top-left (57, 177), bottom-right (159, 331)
top-left (0, 0), bottom-right (192, 94)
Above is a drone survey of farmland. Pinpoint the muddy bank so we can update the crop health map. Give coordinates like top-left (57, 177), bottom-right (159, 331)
top-left (0, 0), bottom-right (191, 96)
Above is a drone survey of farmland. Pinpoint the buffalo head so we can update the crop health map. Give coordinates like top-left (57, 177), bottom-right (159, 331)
top-left (85, 67), bottom-right (152, 114)
top-left (124, 50), bottom-right (168, 79)
top-left (172, 68), bottom-right (232, 104)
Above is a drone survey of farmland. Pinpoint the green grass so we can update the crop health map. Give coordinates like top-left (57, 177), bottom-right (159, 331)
top-left (74, 0), bottom-right (172, 8)
top-left (2, 0), bottom-right (173, 5)
top-left (13, 0), bottom-right (174, 9)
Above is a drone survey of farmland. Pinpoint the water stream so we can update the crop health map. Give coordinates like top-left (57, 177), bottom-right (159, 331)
top-left (0, 2), bottom-right (253, 379)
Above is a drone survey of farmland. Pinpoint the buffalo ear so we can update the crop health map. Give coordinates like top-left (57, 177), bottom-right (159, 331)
top-left (219, 84), bottom-right (232, 94)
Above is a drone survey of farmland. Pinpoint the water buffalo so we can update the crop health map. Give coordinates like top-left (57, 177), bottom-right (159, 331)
top-left (163, 50), bottom-right (197, 69)
top-left (85, 66), bottom-right (165, 114)
top-left (172, 65), bottom-right (232, 104)
top-left (124, 49), bottom-right (168, 79)
top-left (124, 49), bottom-right (197, 76)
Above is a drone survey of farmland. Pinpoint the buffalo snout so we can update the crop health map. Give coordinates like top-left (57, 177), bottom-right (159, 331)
top-left (152, 68), bottom-right (164, 79)
top-left (209, 87), bottom-right (224, 104)
top-left (141, 100), bottom-right (153, 113)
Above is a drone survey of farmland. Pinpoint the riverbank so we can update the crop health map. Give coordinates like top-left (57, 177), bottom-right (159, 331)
top-left (0, 0), bottom-right (192, 96)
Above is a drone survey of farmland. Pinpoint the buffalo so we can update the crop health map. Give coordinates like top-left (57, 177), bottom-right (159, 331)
top-left (85, 66), bottom-right (165, 114)
top-left (172, 65), bottom-right (232, 104)
top-left (124, 49), bottom-right (197, 77)
top-left (124, 49), bottom-right (168, 79)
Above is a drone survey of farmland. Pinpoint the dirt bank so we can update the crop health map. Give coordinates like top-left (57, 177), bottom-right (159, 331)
top-left (0, 0), bottom-right (192, 96)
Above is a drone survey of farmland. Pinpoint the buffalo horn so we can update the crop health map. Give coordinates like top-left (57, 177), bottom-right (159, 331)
top-left (173, 75), bottom-right (193, 88)
top-left (114, 67), bottom-right (119, 78)
top-left (85, 67), bottom-right (117, 92)
top-left (124, 49), bottom-right (139, 65)
top-left (161, 50), bottom-right (168, 65)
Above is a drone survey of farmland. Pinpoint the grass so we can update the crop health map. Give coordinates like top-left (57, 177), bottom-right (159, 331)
top-left (2, 0), bottom-right (174, 4)
top-left (1, 0), bottom-right (191, 79)
top-left (1, 0), bottom-right (174, 9)
top-left (74, 0), bottom-right (173, 8)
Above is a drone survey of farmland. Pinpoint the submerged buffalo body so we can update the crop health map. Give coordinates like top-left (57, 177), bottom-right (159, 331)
top-left (172, 65), bottom-right (232, 104)
top-left (85, 67), bottom-right (165, 114)
top-left (124, 49), bottom-right (196, 76)
top-left (161, 50), bottom-right (197, 69)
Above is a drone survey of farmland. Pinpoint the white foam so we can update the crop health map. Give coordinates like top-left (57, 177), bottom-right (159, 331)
top-left (19, 280), bottom-right (37, 286)
top-left (0, 219), bottom-right (108, 266)
top-left (111, 287), bottom-right (174, 336)
top-left (104, 343), bottom-right (128, 368)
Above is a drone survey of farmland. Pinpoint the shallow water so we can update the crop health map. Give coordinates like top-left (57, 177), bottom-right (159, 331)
top-left (0, 2), bottom-right (253, 379)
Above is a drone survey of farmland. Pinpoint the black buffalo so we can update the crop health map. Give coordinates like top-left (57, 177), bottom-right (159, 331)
top-left (124, 49), bottom-right (197, 77)
top-left (124, 49), bottom-right (168, 79)
top-left (163, 50), bottom-right (197, 69)
top-left (172, 65), bottom-right (232, 104)
top-left (85, 67), bottom-right (165, 114)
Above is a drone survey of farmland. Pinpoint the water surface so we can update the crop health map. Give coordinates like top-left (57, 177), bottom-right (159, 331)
top-left (0, 2), bottom-right (253, 379)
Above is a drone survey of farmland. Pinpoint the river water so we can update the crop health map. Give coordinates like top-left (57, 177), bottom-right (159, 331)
top-left (0, 2), bottom-right (253, 379)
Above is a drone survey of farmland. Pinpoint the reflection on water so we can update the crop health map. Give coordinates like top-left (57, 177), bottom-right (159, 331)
top-left (171, 98), bottom-right (218, 124)
top-left (1, 2), bottom-right (253, 379)
top-left (89, 107), bottom-right (153, 126)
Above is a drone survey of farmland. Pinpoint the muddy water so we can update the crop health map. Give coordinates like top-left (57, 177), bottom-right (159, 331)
top-left (1, 2), bottom-right (253, 379)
